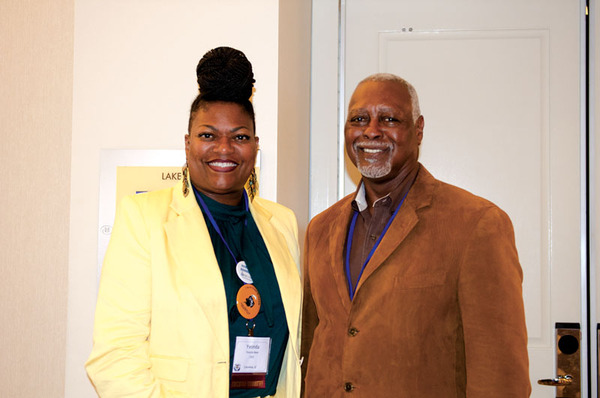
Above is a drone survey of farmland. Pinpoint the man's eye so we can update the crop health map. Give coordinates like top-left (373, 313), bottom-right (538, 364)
top-left (382, 116), bottom-right (399, 123)
top-left (350, 116), bottom-right (366, 123)
top-left (197, 132), bottom-right (213, 139)
top-left (235, 134), bottom-right (251, 141)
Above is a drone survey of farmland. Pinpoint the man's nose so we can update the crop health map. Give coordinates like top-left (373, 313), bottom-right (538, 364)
top-left (363, 120), bottom-right (382, 139)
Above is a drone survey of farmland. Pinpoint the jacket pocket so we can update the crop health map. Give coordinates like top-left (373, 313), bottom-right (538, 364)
top-left (150, 355), bottom-right (190, 382)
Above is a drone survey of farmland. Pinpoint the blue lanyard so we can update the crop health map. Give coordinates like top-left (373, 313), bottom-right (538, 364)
top-left (344, 191), bottom-right (409, 300)
top-left (194, 189), bottom-right (249, 264)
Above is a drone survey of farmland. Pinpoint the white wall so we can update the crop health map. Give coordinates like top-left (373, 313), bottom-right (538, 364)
top-left (0, 1), bottom-right (310, 395)
top-left (66, 1), bottom-right (281, 396)
top-left (277, 0), bottom-right (311, 240)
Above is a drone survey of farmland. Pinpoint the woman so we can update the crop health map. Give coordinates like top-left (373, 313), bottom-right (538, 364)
top-left (86, 47), bottom-right (302, 398)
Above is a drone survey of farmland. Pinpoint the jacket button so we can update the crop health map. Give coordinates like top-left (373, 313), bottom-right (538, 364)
top-left (344, 382), bottom-right (354, 392)
top-left (348, 327), bottom-right (359, 336)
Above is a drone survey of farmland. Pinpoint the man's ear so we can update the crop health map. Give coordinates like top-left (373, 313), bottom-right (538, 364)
top-left (415, 115), bottom-right (424, 144)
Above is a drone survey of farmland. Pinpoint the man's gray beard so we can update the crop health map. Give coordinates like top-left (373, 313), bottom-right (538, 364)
top-left (356, 156), bottom-right (392, 179)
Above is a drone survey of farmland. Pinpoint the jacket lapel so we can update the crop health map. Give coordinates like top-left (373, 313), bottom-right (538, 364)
top-left (327, 197), bottom-right (355, 313)
top-left (163, 183), bottom-right (229, 357)
top-left (250, 200), bottom-right (302, 360)
top-left (354, 167), bottom-right (436, 295)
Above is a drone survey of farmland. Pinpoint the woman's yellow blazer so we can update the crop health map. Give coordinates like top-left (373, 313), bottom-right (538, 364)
top-left (86, 180), bottom-right (302, 397)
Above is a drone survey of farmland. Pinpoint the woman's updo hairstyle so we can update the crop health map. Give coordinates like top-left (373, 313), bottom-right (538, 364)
top-left (189, 46), bottom-right (256, 131)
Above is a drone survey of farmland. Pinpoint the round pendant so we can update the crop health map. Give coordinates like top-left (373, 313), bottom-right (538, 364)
top-left (236, 284), bottom-right (261, 320)
top-left (235, 261), bottom-right (253, 284)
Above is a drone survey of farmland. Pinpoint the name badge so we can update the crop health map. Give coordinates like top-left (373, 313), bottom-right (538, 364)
top-left (231, 336), bottom-right (271, 389)
top-left (236, 261), bottom-right (254, 284)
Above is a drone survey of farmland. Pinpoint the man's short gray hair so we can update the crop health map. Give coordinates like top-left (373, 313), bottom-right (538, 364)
top-left (359, 73), bottom-right (421, 122)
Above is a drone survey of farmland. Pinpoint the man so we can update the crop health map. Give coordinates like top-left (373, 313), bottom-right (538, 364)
top-left (301, 74), bottom-right (530, 397)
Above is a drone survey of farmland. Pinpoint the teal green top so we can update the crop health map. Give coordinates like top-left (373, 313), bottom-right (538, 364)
top-left (193, 188), bottom-right (288, 398)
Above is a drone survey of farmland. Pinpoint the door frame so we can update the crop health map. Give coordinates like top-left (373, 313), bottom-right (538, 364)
top-left (589, 1), bottom-right (599, 397)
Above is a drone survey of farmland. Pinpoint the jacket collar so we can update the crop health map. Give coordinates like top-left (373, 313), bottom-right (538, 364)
top-left (250, 199), bottom-right (301, 360)
top-left (343, 164), bottom-right (437, 303)
top-left (165, 179), bottom-right (301, 360)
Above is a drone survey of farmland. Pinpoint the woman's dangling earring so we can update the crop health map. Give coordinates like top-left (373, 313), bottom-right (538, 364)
top-left (182, 163), bottom-right (190, 197)
top-left (246, 168), bottom-right (258, 201)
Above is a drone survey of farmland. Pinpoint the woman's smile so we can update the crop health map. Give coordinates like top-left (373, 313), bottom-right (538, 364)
top-left (207, 159), bottom-right (239, 171)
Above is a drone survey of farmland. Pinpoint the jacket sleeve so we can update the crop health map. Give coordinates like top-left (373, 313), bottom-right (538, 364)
top-left (300, 220), bottom-right (319, 396)
top-left (458, 206), bottom-right (531, 397)
top-left (85, 195), bottom-right (167, 397)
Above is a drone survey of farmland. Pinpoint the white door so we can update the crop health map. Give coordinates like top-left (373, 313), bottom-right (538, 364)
top-left (310, 1), bottom-right (590, 397)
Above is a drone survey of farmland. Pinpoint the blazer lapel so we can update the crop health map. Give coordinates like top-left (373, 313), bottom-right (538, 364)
top-left (250, 200), bottom-right (302, 359)
top-left (355, 167), bottom-right (436, 295)
top-left (163, 184), bottom-right (229, 357)
top-left (326, 198), bottom-right (354, 313)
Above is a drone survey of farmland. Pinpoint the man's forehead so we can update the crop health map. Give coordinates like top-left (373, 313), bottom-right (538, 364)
top-left (348, 80), bottom-right (411, 109)
top-left (354, 79), bottom-right (409, 96)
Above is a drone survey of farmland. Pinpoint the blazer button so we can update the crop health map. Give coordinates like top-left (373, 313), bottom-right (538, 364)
top-left (348, 327), bottom-right (359, 337)
top-left (344, 382), bottom-right (354, 392)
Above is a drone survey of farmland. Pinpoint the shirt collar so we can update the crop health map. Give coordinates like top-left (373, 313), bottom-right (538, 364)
top-left (354, 182), bottom-right (368, 212)
top-left (353, 181), bottom-right (392, 212)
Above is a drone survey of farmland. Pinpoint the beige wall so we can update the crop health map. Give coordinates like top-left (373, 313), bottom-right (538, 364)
top-left (0, 0), bottom-right (310, 396)
top-left (0, 0), bottom-right (74, 397)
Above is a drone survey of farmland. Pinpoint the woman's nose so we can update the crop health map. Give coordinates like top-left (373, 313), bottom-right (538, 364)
top-left (215, 136), bottom-right (234, 153)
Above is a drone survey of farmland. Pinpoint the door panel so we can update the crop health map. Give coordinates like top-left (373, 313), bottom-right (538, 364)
top-left (357, 28), bottom-right (553, 346)
top-left (311, 0), bottom-right (586, 397)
